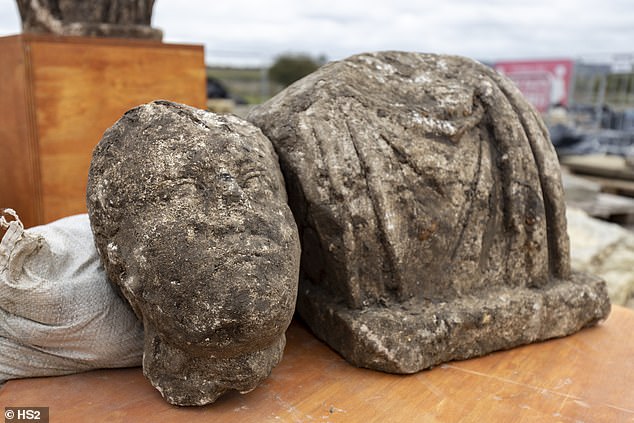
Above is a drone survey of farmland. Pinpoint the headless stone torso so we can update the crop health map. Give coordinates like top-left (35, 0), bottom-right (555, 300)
top-left (252, 52), bottom-right (568, 308)
top-left (248, 51), bottom-right (610, 373)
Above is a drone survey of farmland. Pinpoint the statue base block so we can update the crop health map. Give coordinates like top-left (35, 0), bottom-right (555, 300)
top-left (297, 271), bottom-right (610, 373)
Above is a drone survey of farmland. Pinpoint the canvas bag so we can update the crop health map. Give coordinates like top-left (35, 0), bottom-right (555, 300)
top-left (0, 209), bottom-right (144, 382)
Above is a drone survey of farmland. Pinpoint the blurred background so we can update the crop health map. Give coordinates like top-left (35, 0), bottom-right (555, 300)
top-left (1, 0), bottom-right (633, 119)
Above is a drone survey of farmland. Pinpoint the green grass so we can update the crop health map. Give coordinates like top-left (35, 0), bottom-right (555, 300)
top-left (206, 66), bottom-right (284, 104)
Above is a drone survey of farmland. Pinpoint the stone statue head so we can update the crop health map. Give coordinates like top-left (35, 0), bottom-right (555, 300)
top-left (87, 101), bottom-right (300, 405)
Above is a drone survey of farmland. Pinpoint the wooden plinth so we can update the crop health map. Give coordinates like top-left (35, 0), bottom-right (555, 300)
top-left (0, 34), bottom-right (206, 228)
top-left (0, 306), bottom-right (632, 422)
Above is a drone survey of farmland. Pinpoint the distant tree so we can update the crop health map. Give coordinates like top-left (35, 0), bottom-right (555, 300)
top-left (268, 54), bottom-right (320, 87)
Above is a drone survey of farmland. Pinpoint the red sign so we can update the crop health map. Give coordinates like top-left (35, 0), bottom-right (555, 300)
top-left (494, 59), bottom-right (574, 113)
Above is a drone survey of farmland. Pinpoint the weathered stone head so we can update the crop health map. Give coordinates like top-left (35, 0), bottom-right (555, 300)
top-left (248, 52), bottom-right (610, 373)
top-left (87, 101), bottom-right (300, 405)
top-left (16, 0), bottom-right (162, 39)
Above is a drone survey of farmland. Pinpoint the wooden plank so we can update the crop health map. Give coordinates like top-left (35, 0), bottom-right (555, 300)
top-left (568, 191), bottom-right (634, 218)
top-left (561, 154), bottom-right (634, 182)
top-left (28, 35), bottom-right (206, 224)
top-left (1, 306), bottom-right (632, 422)
top-left (576, 174), bottom-right (634, 198)
top-left (0, 35), bottom-right (42, 227)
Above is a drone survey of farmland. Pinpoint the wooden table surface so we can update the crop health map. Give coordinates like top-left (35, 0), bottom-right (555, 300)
top-left (1, 306), bottom-right (633, 422)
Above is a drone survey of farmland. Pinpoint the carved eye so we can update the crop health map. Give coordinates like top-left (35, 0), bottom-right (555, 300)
top-left (242, 171), bottom-right (262, 190)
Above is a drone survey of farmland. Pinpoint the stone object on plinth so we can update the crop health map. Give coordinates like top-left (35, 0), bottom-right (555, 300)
top-left (16, 0), bottom-right (163, 39)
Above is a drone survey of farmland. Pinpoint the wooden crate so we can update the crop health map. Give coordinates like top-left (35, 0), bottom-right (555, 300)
top-left (0, 34), bottom-right (206, 228)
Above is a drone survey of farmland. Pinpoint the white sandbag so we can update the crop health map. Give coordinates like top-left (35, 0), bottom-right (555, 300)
top-left (0, 209), bottom-right (144, 382)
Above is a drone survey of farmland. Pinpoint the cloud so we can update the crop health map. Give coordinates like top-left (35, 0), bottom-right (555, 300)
top-left (0, 0), bottom-right (632, 66)
top-left (0, 0), bottom-right (19, 34)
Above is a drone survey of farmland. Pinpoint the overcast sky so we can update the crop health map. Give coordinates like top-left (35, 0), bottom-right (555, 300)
top-left (0, 0), bottom-right (632, 67)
